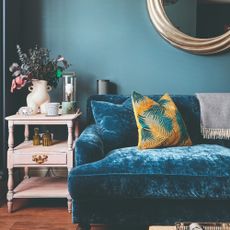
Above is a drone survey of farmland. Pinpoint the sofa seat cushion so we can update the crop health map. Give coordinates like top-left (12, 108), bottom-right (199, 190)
top-left (68, 144), bottom-right (230, 200)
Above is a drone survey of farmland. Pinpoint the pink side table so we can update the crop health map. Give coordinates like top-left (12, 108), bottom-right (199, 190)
top-left (5, 113), bottom-right (81, 213)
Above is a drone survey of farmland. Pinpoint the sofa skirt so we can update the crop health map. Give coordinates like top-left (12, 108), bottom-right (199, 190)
top-left (72, 198), bottom-right (230, 225)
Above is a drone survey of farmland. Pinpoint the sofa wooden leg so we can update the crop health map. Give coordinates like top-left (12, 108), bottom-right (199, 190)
top-left (76, 223), bottom-right (91, 230)
top-left (108, 225), bottom-right (149, 230)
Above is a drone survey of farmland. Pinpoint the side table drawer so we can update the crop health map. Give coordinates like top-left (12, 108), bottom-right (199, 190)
top-left (13, 153), bottom-right (67, 165)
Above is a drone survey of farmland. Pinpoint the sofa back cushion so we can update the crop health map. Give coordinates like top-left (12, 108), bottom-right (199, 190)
top-left (91, 99), bottom-right (137, 152)
top-left (87, 94), bottom-right (230, 147)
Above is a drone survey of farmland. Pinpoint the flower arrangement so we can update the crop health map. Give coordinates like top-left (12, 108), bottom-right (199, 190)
top-left (10, 45), bottom-right (70, 93)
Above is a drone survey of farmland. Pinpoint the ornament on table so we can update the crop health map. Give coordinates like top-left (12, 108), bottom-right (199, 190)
top-left (17, 107), bottom-right (33, 116)
top-left (62, 72), bottom-right (78, 114)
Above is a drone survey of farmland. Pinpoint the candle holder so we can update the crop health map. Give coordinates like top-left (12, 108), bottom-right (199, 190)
top-left (63, 72), bottom-right (76, 102)
top-left (97, 80), bottom-right (110, 95)
top-left (62, 72), bottom-right (77, 114)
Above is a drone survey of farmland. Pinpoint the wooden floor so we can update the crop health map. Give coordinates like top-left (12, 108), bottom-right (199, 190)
top-left (0, 198), bottom-right (175, 230)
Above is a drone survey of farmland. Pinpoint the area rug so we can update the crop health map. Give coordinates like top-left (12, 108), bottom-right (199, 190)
top-left (176, 223), bottom-right (230, 230)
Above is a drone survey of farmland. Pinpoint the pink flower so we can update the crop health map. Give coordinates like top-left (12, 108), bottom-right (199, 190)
top-left (11, 79), bottom-right (17, 93)
top-left (15, 76), bottom-right (26, 87)
top-left (11, 75), bottom-right (27, 93)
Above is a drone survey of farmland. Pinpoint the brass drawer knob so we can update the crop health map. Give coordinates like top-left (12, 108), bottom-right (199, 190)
top-left (32, 154), bottom-right (48, 164)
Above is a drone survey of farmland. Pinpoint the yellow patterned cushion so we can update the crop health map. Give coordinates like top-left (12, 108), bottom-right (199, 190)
top-left (131, 92), bottom-right (192, 149)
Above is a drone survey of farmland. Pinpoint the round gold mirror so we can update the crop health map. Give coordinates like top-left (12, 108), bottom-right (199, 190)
top-left (147, 0), bottom-right (230, 55)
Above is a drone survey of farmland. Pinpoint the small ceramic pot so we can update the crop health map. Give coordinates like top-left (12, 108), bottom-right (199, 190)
top-left (61, 101), bottom-right (78, 114)
top-left (46, 103), bottom-right (60, 116)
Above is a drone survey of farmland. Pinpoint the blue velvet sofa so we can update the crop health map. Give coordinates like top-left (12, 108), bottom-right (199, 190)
top-left (68, 95), bottom-right (230, 230)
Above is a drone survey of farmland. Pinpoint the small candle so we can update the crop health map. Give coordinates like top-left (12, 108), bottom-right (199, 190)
top-left (63, 72), bottom-right (76, 102)
top-left (65, 84), bottom-right (73, 101)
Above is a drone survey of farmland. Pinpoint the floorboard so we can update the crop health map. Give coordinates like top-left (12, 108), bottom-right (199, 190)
top-left (0, 199), bottom-right (175, 230)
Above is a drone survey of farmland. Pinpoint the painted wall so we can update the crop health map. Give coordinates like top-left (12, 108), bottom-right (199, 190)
top-left (18, 0), bottom-right (230, 121)
top-left (1, 0), bottom-right (24, 173)
top-left (0, 0), bottom-right (4, 173)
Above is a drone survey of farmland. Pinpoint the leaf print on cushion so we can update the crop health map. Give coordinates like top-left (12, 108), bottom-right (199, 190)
top-left (131, 91), bottom-right (192, 149)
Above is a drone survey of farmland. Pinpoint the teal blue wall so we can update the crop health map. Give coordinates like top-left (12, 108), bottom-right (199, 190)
top-left (20, 0), bottom-right (230, 117)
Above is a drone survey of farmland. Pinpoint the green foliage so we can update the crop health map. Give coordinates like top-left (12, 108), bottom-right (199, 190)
top-left (10, 45), bottom-right (70, 89)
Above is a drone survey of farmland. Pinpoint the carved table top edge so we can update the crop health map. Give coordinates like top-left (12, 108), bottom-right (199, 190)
top-left (5, 113), bottom-right (81, 121)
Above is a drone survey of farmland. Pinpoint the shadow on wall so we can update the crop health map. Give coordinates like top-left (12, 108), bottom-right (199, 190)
top-left (21, 0), bottom-right (43, 50)
top-left (50, 75), bottom-right (118, 126)
top-left (3, 0), bottom-right (44, 173)
top-left (78, 76), bottom-right (118, 126)
top-left (7, 0), bottom-right (48, 177)
top-left (77, 74), bottom-right (99, 127)
top-left (110, 82), bottom-right (118, 94)
top-left (7, 0), bottom-right (44, 115)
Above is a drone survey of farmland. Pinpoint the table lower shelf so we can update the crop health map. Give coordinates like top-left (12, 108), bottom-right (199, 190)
top-left (13, 177), bottom-right (68, 199)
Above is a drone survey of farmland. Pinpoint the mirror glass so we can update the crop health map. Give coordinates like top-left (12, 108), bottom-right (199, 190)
top-left (164, 0), bottom-right (230, 38)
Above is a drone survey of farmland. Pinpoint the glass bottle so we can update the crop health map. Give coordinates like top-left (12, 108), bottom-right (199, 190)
top-left (46, 130), bottom-right (52, 146)
top-left (42, 130), bottom-right (52, 146)
top-left (33, 128), bottom-right (40, 145)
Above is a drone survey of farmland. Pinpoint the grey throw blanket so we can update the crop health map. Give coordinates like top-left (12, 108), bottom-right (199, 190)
top-left (196, 93), bottom-right (230, 139)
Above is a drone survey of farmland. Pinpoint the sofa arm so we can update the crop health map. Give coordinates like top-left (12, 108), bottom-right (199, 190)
top-left (75, 124), bottom-right (104, 166)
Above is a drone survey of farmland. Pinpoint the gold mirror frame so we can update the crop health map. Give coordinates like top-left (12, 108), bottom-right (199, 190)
top-left (147, 0), bottom-right (230, 55)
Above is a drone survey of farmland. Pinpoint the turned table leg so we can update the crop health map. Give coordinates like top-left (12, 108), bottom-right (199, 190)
top-left (7, 168), bottom-right (14, 213)
top-left (67, 122), bottom-right (73, 213)
top-left (76, 223), bottom-right (91, 230)
top-left (67, 166), bottom-right (72, 213)
top-left (8, 121), bottom-right (14, 149)
top-left (67, 122), bottom-right (73, 151)
top-left (67, 193), bottom-right (72, 213)
top-left (24, 124), bottom-right (29, 141)
top-left (7, 121), bottom-right (14, 213)
top-left (24, 125), bottom-right (30, 179)
top-left (24, 167), bottom-right (29, 179)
